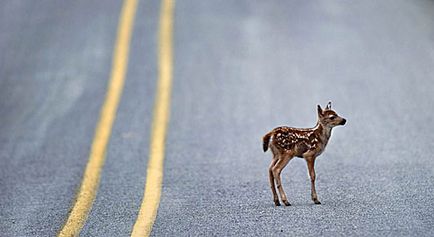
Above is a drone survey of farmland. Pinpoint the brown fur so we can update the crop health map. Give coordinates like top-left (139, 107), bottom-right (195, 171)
top-left (263, 102), bottom-right (346, 206)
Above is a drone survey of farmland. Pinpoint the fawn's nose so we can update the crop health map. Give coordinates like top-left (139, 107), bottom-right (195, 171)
top-left (340, 119), bottom-right (347, 125)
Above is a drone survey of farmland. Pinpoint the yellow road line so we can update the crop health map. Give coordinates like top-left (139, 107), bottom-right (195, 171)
top-left (131, 0), bottom-right (175, 236)
top-left (58, 0), bottom-right (138, 236)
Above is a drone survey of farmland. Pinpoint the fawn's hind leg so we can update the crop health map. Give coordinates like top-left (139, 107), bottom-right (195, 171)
top-left (272, 153), bottom-right (294, 206)
top-left (268, 157), bottom-right (280, 206)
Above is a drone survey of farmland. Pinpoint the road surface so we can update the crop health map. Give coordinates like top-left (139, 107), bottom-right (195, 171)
top-left (1, 0), bottom-right (434, 236)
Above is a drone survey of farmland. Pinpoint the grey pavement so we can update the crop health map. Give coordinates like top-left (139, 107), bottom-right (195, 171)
top-left (1, 0), bottom-right (434, 236)
top-left (0, 1), bottom-right (122, 236)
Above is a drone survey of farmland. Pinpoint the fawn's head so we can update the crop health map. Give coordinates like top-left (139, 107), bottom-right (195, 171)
top-left (317, 102), bottom-right (346, 128)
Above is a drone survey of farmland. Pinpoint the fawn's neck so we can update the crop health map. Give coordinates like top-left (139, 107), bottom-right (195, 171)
top-left (313, 122), bottom-right (332, 144)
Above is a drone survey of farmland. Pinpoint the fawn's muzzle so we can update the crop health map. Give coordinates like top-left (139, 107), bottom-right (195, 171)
top-left (340, 119), bottom-right (347, 125)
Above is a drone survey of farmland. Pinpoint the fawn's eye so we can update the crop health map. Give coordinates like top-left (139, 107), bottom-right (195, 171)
top-left (329, 115), bottom-right (336, 120)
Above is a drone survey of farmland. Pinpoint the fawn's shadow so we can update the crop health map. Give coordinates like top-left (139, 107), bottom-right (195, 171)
top-left (268, 202), bottom-right (327, 208)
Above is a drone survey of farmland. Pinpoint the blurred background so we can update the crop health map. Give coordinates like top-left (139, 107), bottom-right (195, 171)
top-left (1, 0), bottom-right (433, 236)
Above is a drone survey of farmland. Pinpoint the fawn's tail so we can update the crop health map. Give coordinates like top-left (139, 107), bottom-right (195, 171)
top-left (263, 131), bottom-right (273, 152)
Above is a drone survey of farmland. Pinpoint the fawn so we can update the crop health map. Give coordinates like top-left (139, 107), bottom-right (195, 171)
top-left (263, 102), bottom-right (346, 206)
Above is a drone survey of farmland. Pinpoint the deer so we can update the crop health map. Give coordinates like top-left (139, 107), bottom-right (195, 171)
top-left (263, 102), bottom-right (346, 206)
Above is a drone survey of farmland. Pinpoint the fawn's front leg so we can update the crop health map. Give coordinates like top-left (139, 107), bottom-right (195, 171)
top-left (306, 157), bottom-right (321, 204)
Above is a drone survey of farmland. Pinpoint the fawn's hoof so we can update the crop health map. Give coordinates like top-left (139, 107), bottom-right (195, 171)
top-left (274, 200), bottom-right (281, 206)
top-left (314, 200), bottom-right (321, 205)
top-left (283, 200), bottom-right (291, 206)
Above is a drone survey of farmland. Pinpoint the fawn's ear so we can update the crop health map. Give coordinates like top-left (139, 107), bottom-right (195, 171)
top-left (317, 105), bottom-right (323, 116)
top-left (326, 101), bottom-right (332, 110)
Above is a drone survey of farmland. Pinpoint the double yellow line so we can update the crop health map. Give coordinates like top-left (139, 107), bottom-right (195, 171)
top-left (58, 0), bottom-right (174, 236)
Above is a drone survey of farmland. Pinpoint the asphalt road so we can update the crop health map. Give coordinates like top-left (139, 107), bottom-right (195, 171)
top-left (1, 0), bottom-right (434, 236)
